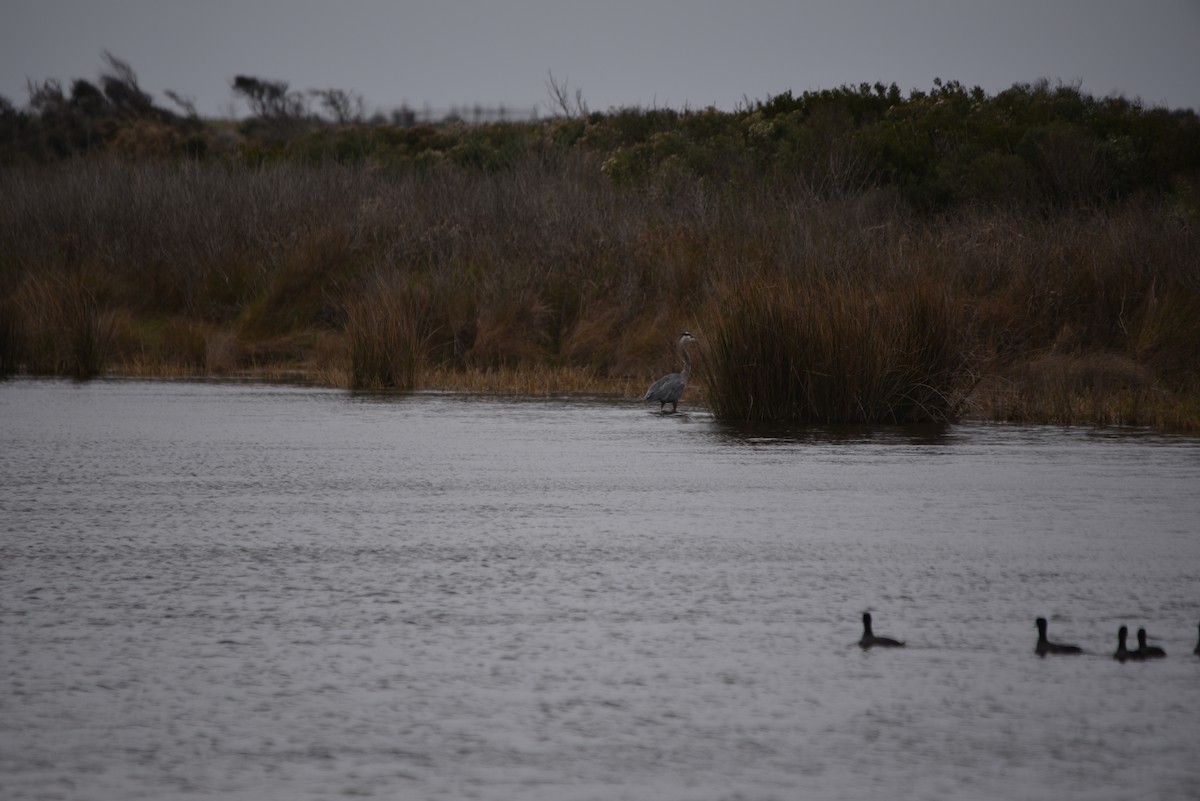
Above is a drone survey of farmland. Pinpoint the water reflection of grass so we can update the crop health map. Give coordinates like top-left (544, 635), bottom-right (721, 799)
top-left (1, 161), bottom-right (1197, 431)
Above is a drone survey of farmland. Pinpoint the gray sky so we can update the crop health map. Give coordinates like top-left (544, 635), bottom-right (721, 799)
top-left (3, 0), bottom-right (1199, 118)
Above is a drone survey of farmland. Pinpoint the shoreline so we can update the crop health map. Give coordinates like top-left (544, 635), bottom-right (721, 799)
top-left (8, 364), bottom-right (1196, 434)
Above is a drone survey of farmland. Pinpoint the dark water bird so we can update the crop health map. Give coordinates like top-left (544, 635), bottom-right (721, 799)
top-left (1136, 627), bottom-right (1166, 659)
top-left (1035, 617), bottom-right (1082, 656)
top-left (1114, 626), bottom-right (1140, 662)
top-left (643, 332), bottom-right (698, 413)
top-left (859, 612), bottom-right (905, 648)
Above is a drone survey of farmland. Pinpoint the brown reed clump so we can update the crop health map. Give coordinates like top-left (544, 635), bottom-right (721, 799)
top-left (344, 270), bottom-right (437, 390)
top-left (5, 269), bottom-right (120, 378)
top-left (701, 270), bottom-right (971, 423)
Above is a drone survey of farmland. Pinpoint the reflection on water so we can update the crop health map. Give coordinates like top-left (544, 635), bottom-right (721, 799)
top-left (2, 379), bottom-right (1199, 801)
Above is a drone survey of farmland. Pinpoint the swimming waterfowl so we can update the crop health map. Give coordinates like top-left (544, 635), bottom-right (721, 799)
top-left (859, 612), bottom-right (904, 648)
top-left (1135, 628), bottom-right (1166, 659)
top-left (1114, 626), bottom-right (1140, 662)
top-left (1035, 617), bottom-right (1082, 656)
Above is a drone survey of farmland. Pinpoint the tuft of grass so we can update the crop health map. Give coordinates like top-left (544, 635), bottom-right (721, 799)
top-left (344, 270), bottom-right (436, 390)
top-left (702, 272), bottom-right (971, 423)
top-left (7, 270), bottom-right (120, 378)
top-left (468, 284), bottom-right (552, 369)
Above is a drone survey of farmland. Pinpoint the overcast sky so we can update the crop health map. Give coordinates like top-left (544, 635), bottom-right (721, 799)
top-left (3, 0), bottom-right (1199, 119)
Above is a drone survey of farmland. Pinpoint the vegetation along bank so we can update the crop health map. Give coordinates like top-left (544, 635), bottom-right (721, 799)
top-left (2, 59), bottom-right (1198, 429)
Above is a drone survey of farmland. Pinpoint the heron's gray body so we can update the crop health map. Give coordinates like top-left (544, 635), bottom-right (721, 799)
top-left (644, 372), bottom-right (687, 408)
top-left (644, 333), bottom-right (696, 413)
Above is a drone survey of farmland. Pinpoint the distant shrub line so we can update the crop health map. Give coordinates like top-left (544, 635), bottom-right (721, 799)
top-left (3, 65), bottom-right (1198, 212)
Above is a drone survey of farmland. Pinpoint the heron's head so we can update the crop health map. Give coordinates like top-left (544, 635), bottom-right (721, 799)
top-left (678, 332), bottom-right (697, 345)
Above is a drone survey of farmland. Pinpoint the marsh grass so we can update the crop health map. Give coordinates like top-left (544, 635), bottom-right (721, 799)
top-left (0, 158), bottom-right (1197, 429)
top-left (107, 316), bottom-right (208, 375)
top-left (6, 270), bottom-right (121, 378)
top-left (344, 270), bottom-right (441, 390)
top-left (982, 353), bottom-right (1153, 425)
top-left (421, 364), bottom-right (641, 396)
top-left (702, 272), bottom-right (971, 423)
top-left (966, 351), bottom-right (1200, 432)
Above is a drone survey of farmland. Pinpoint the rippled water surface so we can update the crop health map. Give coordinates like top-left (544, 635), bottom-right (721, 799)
top-left (2, 379), bottom-right (1199, 801)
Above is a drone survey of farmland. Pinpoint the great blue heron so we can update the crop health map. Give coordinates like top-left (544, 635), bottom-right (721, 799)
top-left (643, 332), bottom-right (697, 413)
top-left (858, 612), bottom-right (905, 648)
top-left (1035, 617), bottom-right (1082, 656)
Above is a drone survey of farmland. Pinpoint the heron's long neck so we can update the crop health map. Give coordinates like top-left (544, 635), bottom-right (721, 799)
top-left (679, 342), bottom-right (692, 380)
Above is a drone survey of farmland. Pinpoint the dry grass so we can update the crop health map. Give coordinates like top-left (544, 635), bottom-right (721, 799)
top-left (701, 270), bottom-right (971, 423)
top-left (968, 353), bottom-right (1199, 431)
top-left (1, 158), bottom-right (1197, 430)
top-left (5, 269), bottom-right (122, 378)
top-left (344, 270), bottom-right (435, 390)
top-left (421, 364), bottom-right (643, 397)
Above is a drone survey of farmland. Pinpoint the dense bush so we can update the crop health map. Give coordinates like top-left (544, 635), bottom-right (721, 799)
top-left (3, 61), bottom-right (1198, 212)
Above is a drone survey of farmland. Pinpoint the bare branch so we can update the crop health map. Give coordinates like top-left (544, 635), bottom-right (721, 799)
top-left (100, 51), bottom-right (154, 116)
top-left (165, 90), bottom-right (198, 118)
top-left (545, 70), bottom-right (589, 119)
top-left (310, 88), bottom-right (364, 125)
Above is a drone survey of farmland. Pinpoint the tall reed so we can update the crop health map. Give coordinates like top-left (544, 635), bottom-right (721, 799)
top-left (702, 272), bottom-right (971, 423)
top-left (1, 157), bottom-right (1196, 429)
top-left (6, 270), bottom-right (120, 378)
top-left (344, 270), bottom-right (436, 390)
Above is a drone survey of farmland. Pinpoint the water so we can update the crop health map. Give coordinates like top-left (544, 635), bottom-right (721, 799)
top-left (2, 379), bottom-right (1198, 801)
